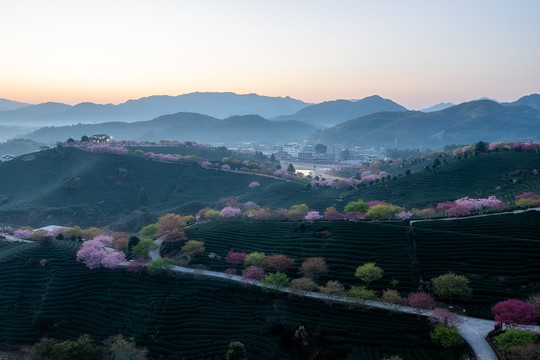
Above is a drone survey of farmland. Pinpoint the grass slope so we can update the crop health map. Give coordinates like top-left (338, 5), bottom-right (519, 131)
top-left (0, 240), bottom-right (469, 360)
top-left (339, 151), bottom-right (540, 210)
top-left (0, 147), bottom-right (339, 229)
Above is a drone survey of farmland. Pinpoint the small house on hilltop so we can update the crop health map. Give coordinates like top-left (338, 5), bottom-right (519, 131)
top-left (89, 134), bottom-right (111, 143)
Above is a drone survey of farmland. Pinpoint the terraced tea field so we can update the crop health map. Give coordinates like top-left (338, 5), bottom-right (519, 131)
top-left (339, 151), bottom-right (540, 209)
top-left (184, 213), bottom-right (540, 318)
top-left (0, 148), bottom-right (339, 228)
top-left (0, 240), bottom-right (470, 359)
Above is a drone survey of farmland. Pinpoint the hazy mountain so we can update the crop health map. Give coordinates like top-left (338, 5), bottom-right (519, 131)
top-left (504, 94), bottom-right (540, 111)
top-left (420, 102), bottom-right (454, 112)
top-left (0, 92), bottom-right (309, 127)
top-left (25, 112), bottom-right (314, 144)
top-left (310, 100), bottom-right (540, 149)
top-left (272, 95), bottom-right (408, 127)
top-left (0, 98), bottom-right (32, 112)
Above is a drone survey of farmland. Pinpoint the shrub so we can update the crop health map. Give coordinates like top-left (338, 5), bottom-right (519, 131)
top-left (299, 257), bottom-right (328, 280)
top-left (319, 280), bottom-right (346, 298)
top-left (344, 199), bottom-right (368, 213)
top-left (493, 328), bottom-right (537, 351)
top-left (290, 277), bottom-right (318, 294)
top-left (103, 334), bottom-right (148, 360)
top-left (366, 204), bottom-right (404, 220)
top-left (146, 258), bottom-right (174, 276)
top-left (432, 272), bottom-right (472, 300)
top-left (261, 272), bottom-right (290, 292)
top-left (131, 238), bottom-right (159, 259)
top-left (244, 252), bottom-right (266, 267)
top-left (225, 341), bottom-right (247, 360)
top-left (181, 240), bottom-right (205, 257)
top-left (380, 289), bottom-right (403, 305)
top-left (348, 286), bottom-right (377, 302)
top-left (140, 224), bottom-right (160, 238)
top-left (516, 198), bottom-right (540, 209)
top-left (430, 325), bottom-right (463, 348)
top-left (355, 262), bottom-right (384, 287)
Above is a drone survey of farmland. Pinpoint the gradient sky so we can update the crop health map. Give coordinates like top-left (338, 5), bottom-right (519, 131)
top-left (1, 0), bottom-right (539, 109)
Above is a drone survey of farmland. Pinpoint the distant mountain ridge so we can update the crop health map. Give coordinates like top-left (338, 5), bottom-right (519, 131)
top-left (0, 92), bottom-right (309, 126)
top-left (0, 98), bottom-right (32, 112)
top-left (311, 99), bottom-right (540, 149)
top-left (272, 95), bottom-right (408, 127)
top-left (26, 112), bottom-right (315, 144)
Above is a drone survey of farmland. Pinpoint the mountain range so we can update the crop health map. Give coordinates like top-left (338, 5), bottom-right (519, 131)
top-left (2, 92), bottom-right (540, 149)
top-left (0, 92), bottom-right (309, 127)
top-left (272, 95), bottom-right (407, 127)
top-left (310, 99), bottom-right (540, 149)
top-left (25, 113), bottom-right (314, 144)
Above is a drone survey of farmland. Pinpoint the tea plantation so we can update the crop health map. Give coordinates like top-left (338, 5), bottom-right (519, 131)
top-left (183, 212), bottom-right (540, 318)
top-left (0, 147), bottom-right (339, 229)
top-left (339, 151), bottom-right (540, 210)
top-left (0, 240), bottom-right (471, 359)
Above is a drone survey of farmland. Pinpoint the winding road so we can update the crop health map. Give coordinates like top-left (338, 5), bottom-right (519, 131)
top-left (148, 227), bottom-right (540, 360)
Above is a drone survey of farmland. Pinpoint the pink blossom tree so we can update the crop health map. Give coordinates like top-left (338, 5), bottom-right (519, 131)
top-left (304, 211), bottom-right (321, 222)
top-left (248, 181), bottom-right (260, 188)
top-left (242, 266), bottom-right (265, 282)
top-left (220, 206), bottom-right (242, 218)
top-left (491, 299), bottom-right (540, 327)
top-left (225, 251), bottom-right (247, 266)
top-left (428, 308), bottom-right (464, 326)
top-left (395, 211), bottom-right (414, 220)
top-left (406, 292), bottom-right (436, 315)
top-left (14, 229), bottom-right (32, 239)
top-left (221, 164), bottom-right (231, 171)
top-left (265, 254), bottom-right (295, 272)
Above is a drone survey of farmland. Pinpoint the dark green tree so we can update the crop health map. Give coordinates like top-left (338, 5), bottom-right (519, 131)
top-left (315, 143), bottom-right (327, 154)
top-left (226, 341), bottom-right (247, 360)
top-left (287, 163), bottom-right (296, 173)
top-left (270, 153), bottom-right (276, 162)
top-left (138, 188), bottom-right (149, 207)
top-left (81, 135), bottom-right (89, 143)
top-left (341, 148), bottom-right (351, 160)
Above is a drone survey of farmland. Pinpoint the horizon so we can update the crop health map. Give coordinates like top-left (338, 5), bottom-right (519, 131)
top-left (1, 0), bottom-right (539, 110)
top-left (1, 91), bottom-right (537, 111)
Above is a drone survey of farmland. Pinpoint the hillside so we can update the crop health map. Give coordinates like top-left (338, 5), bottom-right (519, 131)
top-left (311, 100), bottom-right (540, 149)
top-left (0, 240), bottom-right (470, 360)
top-left (182, 213), bottom-right (540, 318)
top-left (504, 93), bottom-right (540, 111)
top-left (0, 147), bottom-right (338, 229)
top-left (273, 95), bottom-right (407, 127)
top-left (0, 92), bottom-right (309, 126)
top-left (25, 112), bottom-right (315, 144)
top-left (338, 151), bottom-right (540, 210)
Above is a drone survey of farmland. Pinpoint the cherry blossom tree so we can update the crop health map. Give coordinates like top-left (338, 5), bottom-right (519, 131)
top-left (265, 254), bottom-right (294, 272)
top-left (406, 292), bottom-right (436, 315)
top-left (242, 266), bottom-right (265, 282)
top-left (492, 299), bottom-right (540, 327)
top-left (304, 211), bottom-right (321, 222)
top-left (225, 251), bottom-right (247, 266)
top-left (248, 181), bottom-right (260, 188)
top-left (220, 206), bottom-right (242, 218)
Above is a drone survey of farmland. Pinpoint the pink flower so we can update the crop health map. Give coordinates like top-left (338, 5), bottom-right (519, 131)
top-left (220, 206), bottom-right (242, 218)
top-left (304, 211), bottom-right (322, 222)
top-left (248, 181), bottom-right (260, 188)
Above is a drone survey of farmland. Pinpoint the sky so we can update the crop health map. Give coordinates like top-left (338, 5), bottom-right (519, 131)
top-left (1, 0), bottom-right (539, 109)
